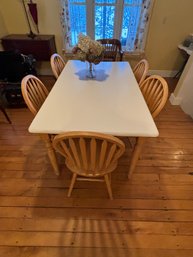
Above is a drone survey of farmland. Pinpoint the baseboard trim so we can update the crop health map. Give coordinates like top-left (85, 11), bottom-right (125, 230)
top-left (148, 70), bottom-right (178, 77)
top-left (169, 93), bottom-right (182, 105)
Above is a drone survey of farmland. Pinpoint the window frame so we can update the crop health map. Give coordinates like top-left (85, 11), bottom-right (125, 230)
top-left (64, 0), bottom-right (153, 53)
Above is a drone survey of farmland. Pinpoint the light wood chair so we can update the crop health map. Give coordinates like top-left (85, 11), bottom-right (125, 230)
top-left (127, 75), bottom-right (169, 179)
top-left (128, 59), bottom-right (149, 148)
top-left (21, 75), bottom-right (60, 176)
top-left (21, 74), bottom-right (49, 115)
top-left (133, 59), bottom-right (149, 84)
top-left (50, 53), bottom-right (66, 79)
top-left (53, 131), bottom-right (125, 199)
top-left (139, 75), bottom-right (169, 118)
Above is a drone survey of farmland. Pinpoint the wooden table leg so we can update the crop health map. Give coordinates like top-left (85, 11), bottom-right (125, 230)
top-left (40, 134), bottom-right (60, 176)
top-left (128, 137), bottom-right (145, 179)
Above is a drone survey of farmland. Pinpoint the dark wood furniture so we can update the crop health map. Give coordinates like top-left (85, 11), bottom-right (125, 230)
top-left (1, 34), bottom-right (56, 61)
top-left (97, 38), bottom-right (123, 61)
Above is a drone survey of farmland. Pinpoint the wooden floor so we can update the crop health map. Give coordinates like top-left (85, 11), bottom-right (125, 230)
top-left (1, 79), bottom-right (193, 256)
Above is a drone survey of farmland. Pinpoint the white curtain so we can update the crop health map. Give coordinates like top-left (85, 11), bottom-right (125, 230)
top-left (60, 0), bottom-right (71, 49)
top-left (133, 0), bottom-right (152, 51)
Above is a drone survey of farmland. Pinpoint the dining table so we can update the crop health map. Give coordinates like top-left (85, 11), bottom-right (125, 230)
top-left (29, 60), bottom-right (159, 178)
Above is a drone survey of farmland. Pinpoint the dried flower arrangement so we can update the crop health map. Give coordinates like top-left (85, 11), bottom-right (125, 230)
top-left (72, 34), bottom-right (105, 65)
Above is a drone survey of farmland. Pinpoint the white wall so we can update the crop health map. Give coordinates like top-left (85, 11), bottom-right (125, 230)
top-left (170, 53), bottom-right (193, 118)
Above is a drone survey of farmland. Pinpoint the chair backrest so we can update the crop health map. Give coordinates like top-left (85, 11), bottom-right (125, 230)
top-left (97, 39), bottom-right (123, 61)
top-left (50, 53), bottom-right (66, 79)
top-left (21, 75), bottom-right (49, 115)
top-left (133, 59), bottom-right (149, 84)
top-left (53, 131), bottom-right (125, 176)
top-left (139, 75), bottom-right (169, 118)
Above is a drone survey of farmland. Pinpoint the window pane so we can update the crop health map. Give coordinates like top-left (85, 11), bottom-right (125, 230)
top-left (69, 0), bottom-right (85, 3)
top-left (124, 0), bottom-right (142, 4)
top-left (69, 4), bottom-right (86, 45)
top-left (121, 5), bottom-right (141, 50)
top-left (95, 0), bottom-right (116, 4)
top-left (95, 6), bottom-right (115, 39)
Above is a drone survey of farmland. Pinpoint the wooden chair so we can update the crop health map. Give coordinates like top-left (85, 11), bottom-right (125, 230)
top-left (128, 59), bottom-right (149, 148)
top-left (139, 75), bottom-right (169, 118)
top-left (21, 75), bottom-right (49, 115)
top-left (53, 131), bottom-right (125, 199)
top-left (128, 75), bottom-right (169, 179)
top-left (50, 53), bottom-right (66, 79)
top-left (97, 39), bottom-right (123, 61)
top-left (21, 75), bottom-right (60, 176)
top-left (133, 59), bottom-right (149, 84)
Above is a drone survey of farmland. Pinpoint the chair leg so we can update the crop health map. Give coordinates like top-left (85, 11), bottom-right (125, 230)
top-left (68, 173), bottom-right (77, 197)
top-left (0, 106), bottom-right (11, 124)
top-left (128, 138), bottom-right (133, 148)
top-left (108, 173), bottom-right (111, 184)
top-left (128, 137), bottom-right (145, 179)
top-left (104, 174), bottom-right (113, 200)
top-left (40, 134), bottom-right (60, 176)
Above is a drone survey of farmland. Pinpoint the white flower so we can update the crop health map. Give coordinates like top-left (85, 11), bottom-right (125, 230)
top-left (73, 33), bottom-right (105, 64)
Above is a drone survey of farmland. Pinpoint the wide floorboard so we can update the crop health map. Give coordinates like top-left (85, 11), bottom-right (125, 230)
top-left (0, 83), bottom-right (193, 256)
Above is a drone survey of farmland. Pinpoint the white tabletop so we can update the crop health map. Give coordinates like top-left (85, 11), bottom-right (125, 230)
top-left (29, 60), bottom-right (158, 137)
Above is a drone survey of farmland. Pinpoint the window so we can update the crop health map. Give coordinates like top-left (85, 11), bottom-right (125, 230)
top-left (61, 0), bottom-right (152, 52)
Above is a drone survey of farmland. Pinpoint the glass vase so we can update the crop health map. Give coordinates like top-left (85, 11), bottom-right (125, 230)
top-left (86, 62), bottom-right (96, 79)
